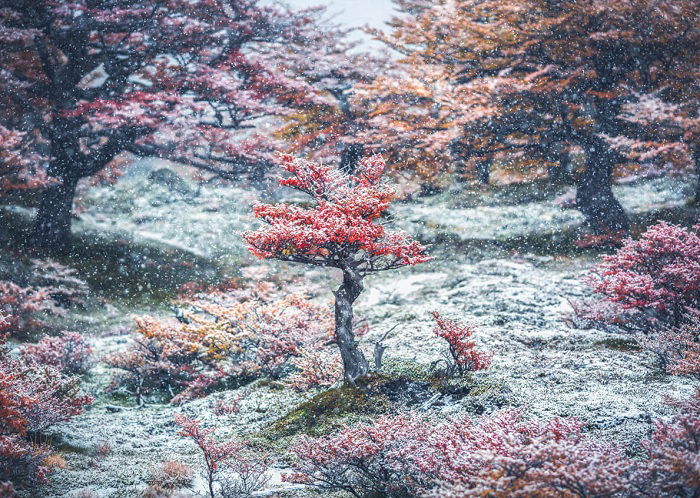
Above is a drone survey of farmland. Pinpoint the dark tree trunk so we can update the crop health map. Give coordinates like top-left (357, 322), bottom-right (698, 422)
top-left (475, 159), bottom-right (490, 185)
top-left (339, 143), bottom-right (364, 174)
top-left (31, 173), bottom-right (79, 254)
top-left (576, 140), bottom-right (629, 235)
top-left (334, 266), bottom-right (370, 382)
top-left (548, 146), bottom-right (572, 183)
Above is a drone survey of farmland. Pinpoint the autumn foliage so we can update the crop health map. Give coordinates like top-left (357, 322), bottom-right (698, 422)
top-left (583, 222), bottom-right (700, 331)
top-left (0, 338), bottom-right (92, 486)
top-left (106, 282), bottom-right (336, 404)
top-left (244, 154), bottom-right (429, 381)
top-left (431, 312), bottom-right (491, 376)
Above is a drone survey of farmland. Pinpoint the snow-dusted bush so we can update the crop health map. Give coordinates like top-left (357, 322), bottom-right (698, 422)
top-left (286, 409), bottom-right (630, 497)
top-left (0, 338), bottom-right (92, 486)
top-left (21, 332), bottom-right (93, 375)
top-left (105, 284), bottom-right (335, 404)
top-left (431, 312), bottom-right (491, 376)
top-left (582, 222), bottom-right (700, 332)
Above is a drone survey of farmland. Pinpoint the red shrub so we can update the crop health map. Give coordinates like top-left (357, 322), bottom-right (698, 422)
top-left (635, 389), bottom-right (700, 496)
top-left (585, 222), bottom-right (700, 331)
top-left (286, 348), bottom-right (343, 391)
top-left (431, 312), bottom-right (491, 376)
top-left (174, 414), bottom-right (269, 498)
top-left (286, 410), bottom-right (632, 497)
top-left (0, 281), bottom-right (59, 335)
top-left (0, 338), bottom-right (92, 486)
top-left (21, 332), bottom-right (93, 375)
top-left (641, 309), bottom-right (700, 379)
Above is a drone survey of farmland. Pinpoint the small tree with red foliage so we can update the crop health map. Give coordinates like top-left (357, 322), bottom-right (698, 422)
top-left (431, 312), bottom-right (491, 377)
top-left (0, 281), bottom-right (59, 336)
top-left (243, 154), bottom-right (430, 382)
top-left (174, 414), bottom-right (269, 498)
top-left (584, 222), bottom-right (700, 331)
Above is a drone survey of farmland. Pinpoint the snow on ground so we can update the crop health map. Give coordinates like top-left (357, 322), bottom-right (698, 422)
top-left (8, 165), bottom-right (697, 497)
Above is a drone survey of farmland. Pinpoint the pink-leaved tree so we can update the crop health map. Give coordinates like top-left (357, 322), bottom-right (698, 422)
top-left (243, 154), bottom-right (430, 381)
top-left (0, 0), bottom-right (322, 253)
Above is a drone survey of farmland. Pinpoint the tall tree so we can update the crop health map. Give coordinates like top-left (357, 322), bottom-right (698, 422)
top-left (366, 0), bottom-right (700, 235)
top-left (0, 0), bottom-right (320, 253)
top-left (271, 17), bottom-right (387, 173)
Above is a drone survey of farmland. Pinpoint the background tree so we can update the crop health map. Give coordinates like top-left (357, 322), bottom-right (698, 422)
top-left (0, 0), bottom-right (322, 253)
top-left (365, 0), bottom-right (700, 235)
top-left (243, 154), bottom-right (429, 381)
top-left (271, 17), bottom-right (387, 173)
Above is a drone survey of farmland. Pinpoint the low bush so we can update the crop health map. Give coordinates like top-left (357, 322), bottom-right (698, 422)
top-left (0, 337), bottom-right (92, 487)
top-left (285, 409), bottom-right (630, 497)
top-left (174, 414), bottom-right (269, 498)
top-left (21, 331), bottom-right (93, 375)
top-left (579, 222), bottom-right (700, 332)
top-left (105, 283), bottom-right (336, 404)
top-left (431, 312), bottom-right (491, 376)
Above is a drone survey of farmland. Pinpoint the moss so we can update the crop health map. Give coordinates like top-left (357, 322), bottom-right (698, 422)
top-left (264, 375), bottom-right (392, 440)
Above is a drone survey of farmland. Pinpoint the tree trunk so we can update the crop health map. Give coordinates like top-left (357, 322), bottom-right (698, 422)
top-left (334, 266), bottom-right (370, 383)
top-left (475, 159), bottom-right (490, 185)
top-left (31, 173), bottom-right (79, 254)
top-left (576, 141), bottom-right (629, 235)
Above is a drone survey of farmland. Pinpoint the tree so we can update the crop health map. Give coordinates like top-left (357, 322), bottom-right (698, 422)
top-left (243, 154), bottom-right (430, 381)
top-left (0, 0), bottom-right (321, 253)
top-left (271, 16), bottom-right (387, 173)
top-left (365, 0), bottom-right (700, 235)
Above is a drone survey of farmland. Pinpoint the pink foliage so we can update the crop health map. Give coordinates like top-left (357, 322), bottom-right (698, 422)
top-left (287, 349), bottom-right (343, 391)
top-left (286, 409), bottom-right (631, 497)
top-left (0, 281), bottom-right (60, 335)
top-left (174, 414), bottom-right (269, 498)
top-left (641, 310), bottom-right (700, 379)
top-left (431, 312), bottom-right (491, 376)
top-left (21, 332), bottom-right (93, 375)
top-left (243, 154), bottom-right (430, 269)
top-left (586, 222), bottom-right (700, 330)
top-left (636, 390), bottom-right (700, 495)
top-left (0, 338), bottom-right (92, 485)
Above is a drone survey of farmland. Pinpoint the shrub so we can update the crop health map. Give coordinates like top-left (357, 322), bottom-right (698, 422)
top-left (286, 410), bottom-right (632, 497)
top-left (431, 312), bottom-right (491, 377)
top-left (0, 281), bottom-right (59, 335)
top-left (287, 349), bottom-right (343, 391)
top-left (28, 259), bottom-right (89, 308)
top-left (148, 460), bottom-right (193, 491)
top-left (21, 331), bottom-right (93, 375)
top-left (0, 338), bottom-right (92, 486)
top-left (635, 389), bottom-right (700, 496)
top-left (641, 309), bottom-right (700, 379)
top-left (174, 414), bottom-right (269, 498)
top-left (584, 222), bottom-right (700, 331)
top-left (106, 285), bottom-right (335, 404)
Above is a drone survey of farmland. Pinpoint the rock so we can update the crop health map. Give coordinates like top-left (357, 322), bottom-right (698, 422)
top-left (147, 168), bottom-right (194, 196)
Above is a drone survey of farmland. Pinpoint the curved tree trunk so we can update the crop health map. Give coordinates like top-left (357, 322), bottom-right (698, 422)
top-left (334, 266), bottom-right (370, 383)
top-left (576, 141), bottom-right (629, 235)
top-left (31, 173), bottom-right (78, 254)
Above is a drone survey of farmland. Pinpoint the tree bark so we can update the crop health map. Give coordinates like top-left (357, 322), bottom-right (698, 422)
top-left (475, 159), bottom-right (490, 185)
top-left (576, 140), bottom-right (629, 235)
top-left (31, 172), bottom-right (79, 254)
top-left (334, 266), bottom-right (370, 383)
